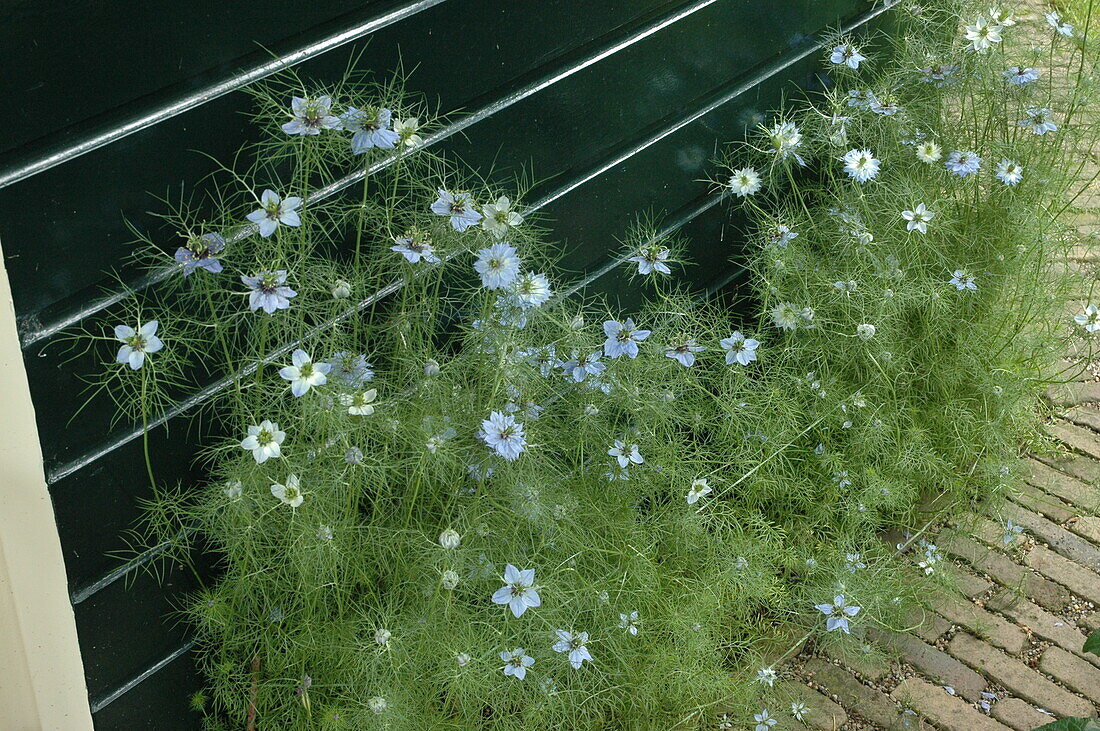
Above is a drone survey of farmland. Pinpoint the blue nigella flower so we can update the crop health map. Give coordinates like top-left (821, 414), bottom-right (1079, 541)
top-left (341, 106), bottom-right (399, 152)
top-left (603, 318), bottom-right (651, 359)
top-left (174, 232), bottom-right (225, 276)
top-left (241, 270), bottom-right (297, 313)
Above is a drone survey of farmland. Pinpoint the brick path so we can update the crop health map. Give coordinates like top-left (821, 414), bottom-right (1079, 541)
top-left (767, 6), bottom-right (1100, 727)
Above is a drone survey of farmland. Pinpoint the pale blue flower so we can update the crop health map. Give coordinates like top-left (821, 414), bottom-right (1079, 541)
top-left (815, 594), bottom-right (861, 633)
top-left (996, 159), bottom-right (1023, 186)
top-left (1004, 67), bottom-right (1040, 85)
top-left (341, 106), bottom-right (398, 152)
top-left (500, 648), bottom-right (535, 679)
top-left (608, 439), bottom-right (643, 469)
top-left (1019, 106), bottom-right (1058, 135)
top-left (830, 44), bottom-right (866, 69)
top-left (756, 667), bottom-right (777, 686)
top-left (492, 564), bottom-right (540, 617)
top-left (512, 272), bottom-right (552, 308)
top-left (431, 188), bottom-right (482, 232)
top-left (945, 150), bottom-right (981, 177)
top-left (754, 709), bottom-right (778, 731)
top-left (282, 95), bottom-right (340, 135)
top-left (628, 246), bottom-right (671, 275)
top-left (552, 630), bottom-right (593, 669)
top-left (472, 243), bottom-right (521, 292)
top-left (919, 64), bottom-right (960, 86)
top-left (845, 552), bottom-right (866, 572)
top-left (721, 331), bottom-right (759, 366)
top-left (1046, 10), bottom-right (1074, 37)
top-left (391, 231), bottom-right (439, 263)
top-left (326, 351), bottom-right (374, 387)
top-left (246, 190), bottom-right (302, 238)
top-left (174, 233), bottom-right (225, 275)
top-left (1003, 519), bottom-right (1025, 544)
top-left (241, 270), bottom-right (297, 313)
top-left (665, 339), bottom-right (704, 367)
top-left (902, 203), bottom-right (935, 233)
top-left (479, 410), bottom-right (527, 461)
top-left (113, 321), bottom-right (163, 370)
top-left (766, 224), bottom-right (798, 248)
top-left (603, 318), bottom-right (651, 358)
top-left (560, 351), bottom-right (605, 382)
top-left (345, 447), bottom-right (363, 464)
top-left (619, 611), bottom-right (639, 635)
top-left (950, 269), bottom-right (978, 290)
top-left (481, 195), bottom-right (523, 237)
top-left (279, 349), bottom-right (331, 397)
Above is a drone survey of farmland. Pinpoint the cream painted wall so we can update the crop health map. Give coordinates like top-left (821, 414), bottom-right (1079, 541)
top-left (0, 234), bottom-right (94, 730)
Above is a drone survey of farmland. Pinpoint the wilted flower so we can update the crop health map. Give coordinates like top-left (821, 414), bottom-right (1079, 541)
top-left (988, 6), bottom-right (1015, 26)
top-left (345, 447), bottom-right (363, 464)
top-left (175, 233), bottom-right (225, 275)
top-left (771, 302), bottom-right (802, 331)
top-left (500, 648), bottom-right (535, 679)
top-left (766, 223), bottom-right (798, 248)
top-left (225, 480), bottom-right (243, 500)
top-left (326, 351), bottom-right (374, 387)
top-left (113, 321), bottom-right (163, 370)
top-left (281, 96), bottom-right (339, 135)
top-left (841, 149), bottom-right (880, 182)
top-left (721, 331), bottom-right (759, 366)
top-left (241, 420), bottom-right (285, 463)
top-left (474, 242), bottom-right (522, 289)
top-left (1019, 106), bottom-right (1058, 135)
top-left (441, 570), bottom-right (460, 590)
top-left (492, 564), bottom-right (541, 618)
top-left (340, 389), bottom-right (377, 416)
top-left (479, 410), bottom-right (527, 461)
top-left (279, 349), bottom-right (331, 397)
top-left (603, 318), bottom-right (651, 358)
top-left (331, 279), bottom-right (352, 299)
top-left (919, 64), bottom-right (960, 86)
top-left (829, 43), bottom-right (867, 69)
top-left (728, 167), bottom-right (762, 197)
top-left (456, 652), bottom-right (471, 667)
top-left (945, 150), bottom-right (981, 177)
top-left (481, 196), bottom-right (523, 237)
top-left (1075, 305), bottom-right (1100, 332)
top-left (431, 189), bottom-right (482, 232)
top-left (815, 594), bottom-right (861, 633)
top-left (368, 696), bottom-right (388, 714)
top-left (271, 475), bottom-right (304, 508)
top-left (664, 339), bottom-right (704, 367)
top-left (995, 159), bottom-right (1024, 186)
top-left (374, 628), bottom-right (391, 646)
top-left (901, 203), bottom-right (935, 233)
top-left (552, 630), bottom-right (593, 669)
top-left (341, 106), bottom-right (398, 152)
top-left (246, 190), bottom-right (302, 238)
top-left (241, 270), bottom-right (297, 313)
top-left (686, 478), bottom-right (712, 505)
top-left (392, 229), bottom-right (440, 263)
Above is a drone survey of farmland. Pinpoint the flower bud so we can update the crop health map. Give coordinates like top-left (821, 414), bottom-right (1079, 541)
top-left (438, 528), bottom-right (461, 549)
top-left (332, 279), bottom-right (352, 299)
top-left (424, 358), bottom-right (441, 377)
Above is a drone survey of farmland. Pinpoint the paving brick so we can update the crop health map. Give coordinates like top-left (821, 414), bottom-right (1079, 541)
top-left (991, 697), bottom-right (1060, 730)
top-left (1062, 405), bottom-right (1100, 433)
top-left (1025, 543), bottom-right (1100, 604)
top-left (939, 532), bottom-right (1070, 611)
top-left (869, 629), bottom-right (987, 702)
top-left (776, 681), bottom-right (848, 731)
top-left (1004, 503), bottom-right (1100, 570)
top-left (1038, 645), bottom-right (1100, 702)
top-left (1024, 458), bottom-right (1099, 513)
top-left (1045, 382), bottom-right (1100, 407)
top-left (820, 641), bottom-right (891, 682)
top-left (1083, 611), bottom-right (1100, 631)
top-left (948, 633), bottom-right (1095, 718)
top-left (801, 658), bottom-right (926, 731)
top-left (891, 676), bottom-right (1010, 731)
top-left (1069, 516), bottom-right (1100, 544)
top-left (985, 591), bottom-right (1100, 669)
top-left (930, 592), bottom-right (1028, 655)
top-left (905, 606), bottom-right (952, 643)
top-left (941, 562), bottom-right (995, 599)
top-left (1047, 419), bottom-right (1100, 461)
top-left (1032, 453), bottom-right (1100, 496)
top-left (1009, 481), bottom-right (1077, 523)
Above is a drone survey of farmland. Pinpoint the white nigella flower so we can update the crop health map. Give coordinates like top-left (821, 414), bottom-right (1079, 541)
top-left (628, 246), bottom-right (672, 275)
top-left (950, 269), bottom-right (978, 290)
top-left (664, 339), bottom-right (704, 367)
top-left (113, 321), bottom-right (163, 370)
top-left (281, 96), bottom-right (340, 136)
top-left (856, 323), bottom-right (876, 341)
top-left (988, 6), bottom-right (1015, 26)
top-left (438, 528), bottom-right (461, 549)
top-left (241, 420), bottom-right (285, 463)
top-left (608, 440), bottom-right (643, 469)
top-left (492, 564), bottom-right (541, 618)
top-left (246, 189), bottom-right (302, 238)
top-left (500, 648), bottom-right (535, 680)
top-left (271, 474), bottom-right (304, 508)
top-left (917, 540), bottom-right (942, 575)
top-left (945, 150), bottom-right (981, 177)
top-left (915, 140), bottom-right (942, 164)
top-left (225, 480), bottom-right (243, 500)
top-left (552, 630), bottom-right (593, 669)
top-left (391, 230), bottom-right (439, 263)
top-left (481, 196), bottom-right (524, 237)
top-left (603, 318), bottom-right (651, 358)
top-left (728, 167), bottom-right (762, 197)
top-left (815, 594), bottom-right (861, 633)
top-left (901, 203), bottom-right (935, 233)
top-left (479, 410), bottom-right (527, 461)
top-left (756, 667), bottom-right (778, 687)
top-left (618, 611), bottom-right (640, 635)
top-left (791, 701), bottom-right (808, 721)
top-left (340, 389), bottom-right (377, 416)
top-left (754, 709), bottom-right (778, 731)
top-left (1019, 106), bottom-right (1058, 135)
top-left (368, 697), bottom-right (388, 714)
top-left (721, 331), bottom-right (759, 366)
top-left (717, 714), bottom-right (734, 730)
top-left (560, 351), bottom-right (605, 383)
top-left (393, 117), bottom-right (424, 147)
top-left (513, 272), bottom-right (553, 308)
top-left (765, 121), bottom-right (805, 164)
top-left (1075, 305), bottom-right (1100, 332)
top-left (374, 628), bottom-right (391, 646)
top-left (771, 302), bottom-right (802, 331)
top-left (841, 149), bottom-right (880, 182)
top-left (965, 16), bottom-right (1002, 53)
top-left (686, 478), bottom-right (712, 505)
top-left (829, 43), bottom-right (867, 69)
top-left (1046, 10), bottom-right (1075, 37)
top-left (278, 349), bottom-right (331, 397)
top-left (1004, 66), bottom-right (1040, 85)
top-left (441, 570), bottom-right (460, 590)
top-left (995, 159), bottom-right (1024, 186)
top-left (474, 242), bottom-right (522, 290)
top-left (456, 652), bottom-right (471, 667)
